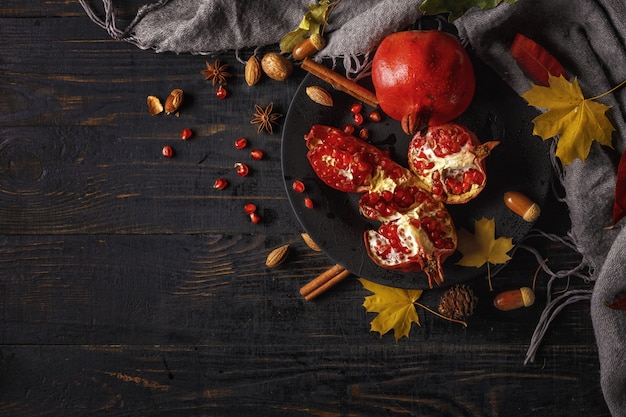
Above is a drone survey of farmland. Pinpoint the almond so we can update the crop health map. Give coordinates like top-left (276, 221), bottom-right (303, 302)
top-left (245, 56), bottom-right (262, 86)
top-left (301, 233), bottom-right (321, 252)
top-left (305, 86), bottom-right (333, 107)
top-left (164, 88), bottom-right (184, 114)
top-left (147, 95), bottom-right (163, 115)
top-left (261, 52), bottom-right (293, 81)
top-left (265, 244), bottom-right (290, 267)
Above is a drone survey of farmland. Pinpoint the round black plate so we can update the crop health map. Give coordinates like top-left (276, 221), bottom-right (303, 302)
top-left (281, 53), bottom-right (552, 289)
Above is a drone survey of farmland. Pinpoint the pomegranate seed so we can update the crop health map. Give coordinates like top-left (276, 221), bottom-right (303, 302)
top-left (216, 85), bottom-right (227, 99)
top-left (353, 113), bottom-right (364, 126)
top-left (244, 203), bottom-right (257, 214)
top-left (368, 110), bottom-right (381, 122)
top-left (304, 197), bottom-right (314, 209)
top-left (250, 149), bottom-right (263, 160)
top-left (213, 178), bottom-right (228, 190)
top-left (180, 128), bottom-right (193, 140)
top-left (162, 145), bottom-right (174, 158)
top-left (343, 124), bottom-right (355, 135)
top-left (234, 137), bottom-right (248, 149)
top-left (235, 162), bottom-right (249, 177)
top-left (359, 128), bottom-right (369, 140)
top-left (350, 103), bottom-right (363, 114)
top-left (292, 180), bottom-right (305, 193)
top-left (249, 212), bottom-right (261, 224)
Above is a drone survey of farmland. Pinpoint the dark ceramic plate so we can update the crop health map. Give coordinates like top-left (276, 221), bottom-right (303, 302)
top-left (281, 53), bottom-right (552, 289)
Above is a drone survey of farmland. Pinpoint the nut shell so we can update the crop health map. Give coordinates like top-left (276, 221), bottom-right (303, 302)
top-left (261, 52), bottom-right (293, 81)
top-left (301, 233), bottom-right (321, 252)
top-left (265, 244), bottom-right (290, 267)
top-left (164, 88), bottom-right (184, 114)
top-left (147, 95), bottom-right (163, 115)
top-left (245, 56), bottom-right (262, 86)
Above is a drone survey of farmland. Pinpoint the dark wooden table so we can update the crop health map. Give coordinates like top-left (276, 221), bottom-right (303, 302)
top-left (0, 2), bottom-right (611, 416)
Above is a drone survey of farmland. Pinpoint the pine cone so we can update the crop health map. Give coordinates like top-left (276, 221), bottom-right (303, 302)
top-left (438, 284), bottom-right (478, 320)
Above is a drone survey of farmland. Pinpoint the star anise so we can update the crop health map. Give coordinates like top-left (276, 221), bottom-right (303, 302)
top-left (250, 102), bottom-right (282, 134)
top-left (200, 59), bottom-right (232, 86)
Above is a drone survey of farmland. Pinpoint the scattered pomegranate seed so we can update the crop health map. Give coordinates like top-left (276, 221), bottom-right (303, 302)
top-left (353, 112), bottom-right (364, 126)
top-left (368, 110), bottom-right (381, 122)
top-left (162, 145), bottom-right (174, 158)
top-left (292, 180), bottom-right (305, 193)
top-left (213, 178), bottom-right (228, 190)
top-left (343, 124), bottom-right (355, 135)
top-left (304, 197), bottom-right (314, 209)
top-left (250, 149), bottom-right (263, 160)
top-left (234, 137), bottom-right (248, 149)
top-left (359, 128), bottom-right (369, 140)
top-left (244, 203), bottom-right (257, 214)
top-left (249, 212), bottom-right (261, 224)
top-left (350, 103), bottom-right (363, 114)
top-left (216, 85), bottom-right (227, 99)
top-left (235, 162), bottom-right (249, 177)
top-left (180, 128), bottom-right (193, 140)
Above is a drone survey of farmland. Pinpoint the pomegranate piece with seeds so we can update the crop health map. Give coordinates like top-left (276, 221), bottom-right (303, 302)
top-left (304, 124), bottom-right (456, 287)
top-left (407, 123), bottom-right (499, 204)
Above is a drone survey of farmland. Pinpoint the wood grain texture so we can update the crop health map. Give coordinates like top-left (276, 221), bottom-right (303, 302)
top-left (0, 2), bottom-right (610, 416)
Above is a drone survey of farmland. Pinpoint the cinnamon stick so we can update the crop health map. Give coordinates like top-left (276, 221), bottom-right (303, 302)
top-left (300, 264), bottom-right (352, 301)
top-left (301, 58), bottom-right (379, 108)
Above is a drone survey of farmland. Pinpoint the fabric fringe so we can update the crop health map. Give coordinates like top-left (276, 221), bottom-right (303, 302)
top-left (79, 0), bottom-right (172, 49)
top-left (515, 139), bottom-right (597, 364)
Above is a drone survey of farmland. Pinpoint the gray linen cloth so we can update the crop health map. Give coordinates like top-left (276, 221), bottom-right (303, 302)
top-left (80, 0), bottom-right (626, 415)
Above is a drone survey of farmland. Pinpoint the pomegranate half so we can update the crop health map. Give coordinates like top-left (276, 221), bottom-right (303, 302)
top-left (407, 123), bottom-right (499, 204)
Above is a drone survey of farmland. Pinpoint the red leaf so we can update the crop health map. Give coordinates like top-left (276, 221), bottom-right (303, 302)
top-left (613, 150), bottom-right (626, 224)
top-left (510, 33), bottom-right (568, 86)
top-left (606, 291), bottom-right (626, 310)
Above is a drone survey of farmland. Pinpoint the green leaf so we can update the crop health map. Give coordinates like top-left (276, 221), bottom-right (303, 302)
top-left (420, 0), bottom-right (519, 22)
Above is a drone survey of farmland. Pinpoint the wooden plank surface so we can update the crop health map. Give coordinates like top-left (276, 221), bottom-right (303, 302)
top-left (0, 2), bottom-right (610, 416)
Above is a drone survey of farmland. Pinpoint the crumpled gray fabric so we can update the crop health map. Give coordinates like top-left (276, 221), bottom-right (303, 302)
top-left (78, 0), bottom-right (422, 65)
top-left (454, 1), bottom-right (626, 416)
top-left (80, 0), bottom-right (625, 415)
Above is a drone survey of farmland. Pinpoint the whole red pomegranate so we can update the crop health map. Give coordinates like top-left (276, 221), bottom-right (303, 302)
top-left (407, 123), bottom-right (499, 204)
top-left (371, 30), bottom-right (476, 135)
top-left (305, 124), bottom-right (457, 287)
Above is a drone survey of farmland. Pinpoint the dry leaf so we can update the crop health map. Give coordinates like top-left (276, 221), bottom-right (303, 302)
top-left (510, 33), bottom-right (567, 87)
top-left (358, 278), bottom-right (423, 342)
top-left (522, 75), bottom-right (615, 166)
top-left (605, 291), bottom-right (626, 310)
top-left (456, 217), bottom-right (514, 269)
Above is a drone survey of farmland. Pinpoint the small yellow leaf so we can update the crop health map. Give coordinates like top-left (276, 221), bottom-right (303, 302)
top-left (456, 217), bottom-right (514, 268)
top-left (358, 278), bottom-right (423, 342)
top-left (522, 75), bottom-right (615, 166)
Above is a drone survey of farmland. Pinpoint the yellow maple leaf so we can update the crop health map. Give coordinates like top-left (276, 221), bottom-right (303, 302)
top-left (456, 218), bottom-right (514, 290)
top-left (522, 74), bottom-right (615, 166)
top-left (358, 278), bottom-right (423, 342)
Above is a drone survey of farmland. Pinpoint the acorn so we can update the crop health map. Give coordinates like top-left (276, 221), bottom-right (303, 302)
top-left (493, 287), bottom-right (535, 311)
top-left (292, 34), bottom-right (327, 60)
